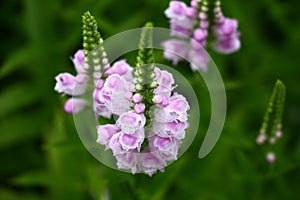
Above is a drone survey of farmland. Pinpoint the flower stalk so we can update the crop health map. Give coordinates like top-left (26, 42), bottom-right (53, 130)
top-left (257, 79), bottom-right (286, 164)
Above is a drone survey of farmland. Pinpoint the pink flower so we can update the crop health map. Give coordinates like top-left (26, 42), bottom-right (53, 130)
top-left (134, 103), bottom-right (145, 114)
top-left (152, 136), bottom-right (172, 151)
top-left (54, 73), bottom-right (87, 95)
top-left (116, 111), bottom-right (146, 134)
top-left (152, 95), bottom-right (163, 104)
top-left (256, 133), bottom-right (267, 145)
top-left (96, 74), bottom-right (132, 115)
top-left (154, 67), bottom-right (175, 88)
top-left (132, 93), bottom-right (143, 103)
top-left (165, 2), bottom-right (195, 35)
top-left (71, 49), bottom-right (85, 73)
top-left (266, 152), bottom-right (276, 163)
top-left (54, 73), bottom-right (76, 95)
top-left (150, 135), bottom-right (181, 161)
top-left (166, 121), bottom-right (188, 139)
top-left (93, 102), bottom-right (112, 119)
top-left (110, 89), bottom-right (132, 115)
top-left (276, 130), bottom-right (283, 138)
top-left (158, 142), bottom-right (180, 161)
top-left (154, 67), bottom-right (175, 97)
top-left (115, 151), bottom-right (138, 174)
top-left (139, 152), bottom-right (166, 176)
top-left (97, 124), bottom-right (120, 149)
top-left (153, 94), bottom-right (189, 123)
top-left (119, 129), bottom-right (145, 151)
top-left (193, 28), bottom-right (208, 42)
top-left (161, 39), bottom-right (188, 65)
top-left (185, 7), bottom-right (197, 18)
top-left (165, 1), bottom-right (189, 20)
top-left (212, 33), bottom-right (241, 54)
top-left (166, 93), bottom-right (190, 121)
top-left (102, 74), bottom-right (124, 92)
top-left (152, 119), bottom-right (188, 140)
top-left (171, 18), bottom-right (195, 30)
top-left (190, 39), bottom-right (206, 50)
top-left (108, 133), bottom-right (127, 156)
top-left (188, 48), bottom-right (209, 72)
top-left (105, 59), bottom-right (133, 81)
top-left (212, 18), bottom-right (241, 54)
top-left (64, 98), bottom-right (86, 114)
top-left (170, 21), bottom-right (193, 38)
top-left (213, 18), bottom-right (238, 36)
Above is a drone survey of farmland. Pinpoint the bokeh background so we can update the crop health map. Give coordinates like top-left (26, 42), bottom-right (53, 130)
top-left (1, 0), bottom-right (300, 199)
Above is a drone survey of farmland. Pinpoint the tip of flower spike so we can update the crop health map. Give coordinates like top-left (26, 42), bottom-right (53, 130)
top-left (260, 79), bottom-right (286, 140)
top-left (82, 11), bottom-right (101, 57)
top-left (144, 22), bottom-right (153, 28)
top-left (275, 79), bottom-right (286, 90)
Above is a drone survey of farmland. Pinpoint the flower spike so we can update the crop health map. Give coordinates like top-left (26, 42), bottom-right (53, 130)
top-left (55, 15), bottom-right (191, 176)
top-left (257, 79), bottom-right (286, 164)
top-left (260, 80), bottom-right (286, 137)
top-left (163, 0), bottom-right (241, 71)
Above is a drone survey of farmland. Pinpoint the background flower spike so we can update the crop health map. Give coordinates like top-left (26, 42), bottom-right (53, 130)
top-left (260, 79), bottom-right (286, 138)
top-left (256, 79), bottom-right (285, 164)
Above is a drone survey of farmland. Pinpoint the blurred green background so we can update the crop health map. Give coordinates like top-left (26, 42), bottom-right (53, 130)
top-left (1, 0), bottom-right (300, 199)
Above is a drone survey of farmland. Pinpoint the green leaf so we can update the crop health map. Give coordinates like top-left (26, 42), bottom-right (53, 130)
top-left (0, 189), bottom-right (41, 200)
top-left (85, 164), bottom-right (107, 199)
top-left (10, 170), bottom-right (51, 187)
top-left (0, 83), bottom-right (42, 118)
top-left (0, 47), bottom-right (41, 78)
top-left (0, 110), bottom-right (46, 149)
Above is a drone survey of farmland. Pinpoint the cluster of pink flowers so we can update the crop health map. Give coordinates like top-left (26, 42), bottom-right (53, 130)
top-left (96, 67), bottom-right (190, 176)
top-left (54, 50), bottom-right (88, 114)
top-left (162, 0), bottom-right (241, 71)
top-left (93, 59), bottom-right (133, 118)
top-left (54, 49), bottom-right (190, 176)
top-left (55, 49), bottom-right (135, 117)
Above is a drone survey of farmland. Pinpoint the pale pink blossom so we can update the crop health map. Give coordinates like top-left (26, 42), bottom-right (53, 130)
top-left (71, 49), bottom-right (85, 73)
top-left (134, 103), bottom-right (146, 114)
top-left (161, 39), bottom-right (188, 65)
top-left (212, 33), bottom-right (241, 54)
top-left (138, 152), bottom-right (166, 176)
top-left (213, 18), bottom-right (238, 36)
top-left (64, 98), bottom-right (86, 114)
top-left (119, 129), bottom-right (145, 151)
top-left (108, 133), bottom-right (127, 156)
top-left (105, 59), bottom-right (133, 81)
top-left (266, 152), bottom-right (276, 163)
top-left (97, 124), bottom-right (120, 149)
top-left (116, 111), bottom-right (146, 134)
top-left (165, 1), bottom-right (189, 20)
top-left (188, 48), bottom-right (209, 72)
top-left (115, 151), bottom-right (138, 174)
